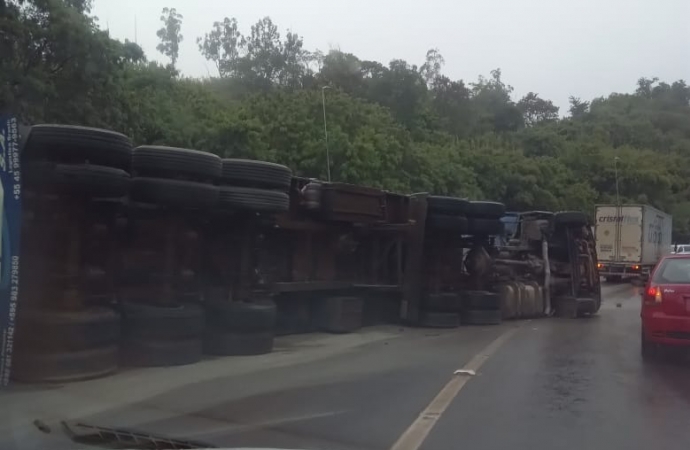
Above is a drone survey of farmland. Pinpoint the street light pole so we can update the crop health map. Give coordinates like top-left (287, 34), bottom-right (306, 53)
top-left (322, 86), bottom-right (332, 182)
top-left (614, 156), bottom-right (622, 262)
top-left (614, 156), bottom-right (621, 207)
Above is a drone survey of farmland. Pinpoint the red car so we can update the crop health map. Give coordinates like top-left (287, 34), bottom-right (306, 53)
top-left (641, 254), bottom-right (690, 358)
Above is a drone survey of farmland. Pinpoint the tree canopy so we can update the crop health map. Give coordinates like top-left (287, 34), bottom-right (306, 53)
top-left (3, 1), bottom-right (690, 239)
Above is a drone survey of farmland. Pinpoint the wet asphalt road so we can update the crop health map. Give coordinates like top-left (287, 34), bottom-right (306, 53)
top-left (12, 282), bottom-right (690, 450)
top-left (422, 283), bottom-right (690, 450)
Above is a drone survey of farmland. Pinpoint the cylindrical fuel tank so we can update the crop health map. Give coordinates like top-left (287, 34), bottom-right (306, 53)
top-left (524, 281), bottom-right (545, 317)
top-left (498, 282), bottom-right (518, 319)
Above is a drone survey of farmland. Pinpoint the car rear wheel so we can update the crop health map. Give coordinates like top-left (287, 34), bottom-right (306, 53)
top-left (641, 328), bottom-right (658, 361)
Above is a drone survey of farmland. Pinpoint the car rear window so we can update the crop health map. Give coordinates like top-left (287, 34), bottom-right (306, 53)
top-left (653, 258), bottom-right (690, 284)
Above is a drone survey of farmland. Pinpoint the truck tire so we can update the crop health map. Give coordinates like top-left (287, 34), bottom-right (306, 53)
top-left (553, 296), bottom-right (578, 318)
top-left (217, 186), bottom-right (289, 213)
top-left (419, 311), bottom-right (460, 328)
top-left (424, 293), bottom-right (462, 312)
top-left (15, 307), bottom-right (121, 352)
top-left (462, 291), bottom-right (501, 310)
top-left (121, 302), bottom-right (204, 340)
top-left (463, 309), bottom-right (502, 325)
top-left (553, 211), bottom-right (589, 227)
top-left (605, 275), bottom-right (622, 283)
top-left (203, 330), bottom-right (274, 356)
top-left (130, 177), bottom-right (219, 211)
top-left (121, 338), bottom-right (202, 367)
top-left (132, 146), bottom-right (222, 181)
top-left (427, 196), bottom-right (470, 215)
top-left (23, 162), bottom-right (130, 198)
top-left (204, 300), bottom-right (277, 333)
top-left (467, 218), bottom-right (504, 235)
top-left (426, 214), bottom-right (468, 232)
top-left (23, 125), bottom-right (132, 170)
top-left (467, 201), bottom-right (506, 219)
top-left (221, 159), bottom-right (292, 191)
top-left (11, 346), bottom-right (118, 383)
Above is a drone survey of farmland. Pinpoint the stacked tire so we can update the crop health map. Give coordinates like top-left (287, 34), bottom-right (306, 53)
top-left (200, 159), bottom-right (291, 353)
top-left (217, 159), bottom-right (291, 215)
top-left (204, 299), bottom-right (277, 356)
top-left (425, 196), bottom-right (470, 234)
top-left (120, 302), bottom-right (204, 366)
top-left (465, 201), bottom-right (506, 236)
top-left (15, 125), bottom-right (131, 382)
top-left (461, 291), bottom-right (502, 325)
top-left (421, 196), bottom-right (467, 327)
top-left (119, 146), bottom-right (221, 367)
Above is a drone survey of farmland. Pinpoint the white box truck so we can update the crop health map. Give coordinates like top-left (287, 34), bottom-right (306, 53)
top-left (595, 204), bottom-right (672, 281)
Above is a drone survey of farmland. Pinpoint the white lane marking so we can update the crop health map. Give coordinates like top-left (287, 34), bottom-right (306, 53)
top-left (390, 324), bottom-right (524, 450)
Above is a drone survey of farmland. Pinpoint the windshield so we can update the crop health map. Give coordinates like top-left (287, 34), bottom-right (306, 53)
top-left (653, 258), bottom-right (690, 284)
top-left (500, 215), bottom-right (519, 238)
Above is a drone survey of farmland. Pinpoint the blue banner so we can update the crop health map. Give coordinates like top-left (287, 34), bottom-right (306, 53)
top-left (0, 116), bottom-right (22, 387)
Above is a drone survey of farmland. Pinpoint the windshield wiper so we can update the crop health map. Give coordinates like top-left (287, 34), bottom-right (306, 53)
top-left (61, 420), bottom-right (216, 449)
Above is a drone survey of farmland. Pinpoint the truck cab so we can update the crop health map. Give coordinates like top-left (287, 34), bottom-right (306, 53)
top-left (493, 211), bottom-right (601, 317)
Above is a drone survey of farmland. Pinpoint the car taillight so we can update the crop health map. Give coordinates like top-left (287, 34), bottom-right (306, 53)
top-left (597, 263), bottom-right (603, 269)
top-left (644, 286), bottom-right (662, 305)
top-left (632, 265), bottom-right (640, 271)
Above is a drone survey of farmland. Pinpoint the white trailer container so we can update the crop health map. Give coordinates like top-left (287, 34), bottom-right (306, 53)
top-left (595, 204), bottom-right (672, 281)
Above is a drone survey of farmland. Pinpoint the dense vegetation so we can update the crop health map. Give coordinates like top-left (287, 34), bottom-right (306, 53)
top-left (3, 1), bottom-right (690, 238)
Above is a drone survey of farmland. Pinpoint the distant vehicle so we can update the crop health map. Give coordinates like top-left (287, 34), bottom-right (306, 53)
top-left (595, 204), bottom-right (672, 282)
top-left (641, 254), bottom-right (690, 359)
top-left (673, 244), bottom-right (690, 254)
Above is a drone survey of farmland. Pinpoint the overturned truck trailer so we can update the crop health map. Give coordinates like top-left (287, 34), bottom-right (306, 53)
top-left (252, 185), bottom-right (600, 331)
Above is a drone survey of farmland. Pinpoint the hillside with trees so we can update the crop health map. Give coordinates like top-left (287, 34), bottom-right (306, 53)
top-left (3, 0), bottom-right (690, 238)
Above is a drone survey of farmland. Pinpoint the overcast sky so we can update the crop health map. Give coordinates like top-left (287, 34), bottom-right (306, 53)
top-left (92, 0), bottom-right (689, 111)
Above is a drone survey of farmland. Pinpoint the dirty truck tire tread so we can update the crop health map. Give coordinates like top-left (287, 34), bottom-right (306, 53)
top-left (426, 214), bottom-right (469, 232)
top-left (420, 311), bottom-right (460, 328)
top-left (553, 211), bottom-right (589, 227)
top-left (132, 146), bottom-right (222, 181)
top-left (121, 302), bottom-right (204, 340)
top-left (463, 309), bottom-right (502, 325)
top-left (130, 177), bottom-right (218, 210)
top-left (23, 162), bottom-right (130, 198)
top-left (221, 159), bottom-right (292, 190)
top-left (23, 124), bottom-right (132, 170)
top-left (203, 330), bottom-right (274, 356)
top-left (218, 186), bottom-right (289, 213)
top-left (121, 338), bottom-right (202, 367)
top-left (427, 196), bottom-right (470, 215)
top-left (467, 201), bottom-right (506, 219)
top-left (15, 307), bottom-right (121, 352)
top-left (424, 293), bottom-right (462, 313)
top-left (463, 291), bottom-right (501, 310)
top-left (467, 218), bottom-right (505, 236)
top-left (11, 346), bottom-right (118, 383)
top-left (205, 300), bottom-right (277, 332)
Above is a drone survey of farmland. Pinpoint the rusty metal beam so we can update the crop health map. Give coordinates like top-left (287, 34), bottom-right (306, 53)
top-left (400, 193), bottom-right (429, 324)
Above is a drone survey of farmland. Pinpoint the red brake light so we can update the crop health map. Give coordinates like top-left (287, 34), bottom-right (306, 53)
top-left (645, 286), bottom-right (662, 304)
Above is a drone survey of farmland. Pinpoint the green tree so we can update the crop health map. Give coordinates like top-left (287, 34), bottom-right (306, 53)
top-left (517, 92), bottom-right (559, 126)
top-left (156, 7), bottom-right (183, 68)
top-left (568, 96), bottom-right (589, 118)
